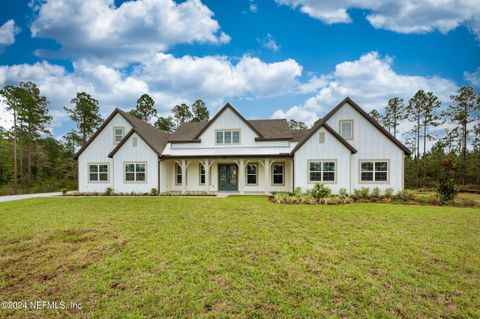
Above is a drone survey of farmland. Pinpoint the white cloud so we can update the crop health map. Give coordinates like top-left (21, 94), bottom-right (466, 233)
top-left (249, 0), bottom-right (258, 13)
top-left (0, 20), bottom-right (20, 52)
top-left (273, 52), bottom-right (458, 126)
top-left (464, 67), bottom-right (480, 87)
top-left (275, 0), bottom-right (480, 38)
top-left (0, 55), bottom-right (302, 131)
top-left (257, 34), bottom-right (281, 52)
top-left (30, 0), bottom-right (230, 66)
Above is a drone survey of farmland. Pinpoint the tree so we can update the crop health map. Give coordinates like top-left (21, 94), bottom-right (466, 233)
top-left (436, 154), bottom-right (457, 204)
top-left (16, 82), bottom-right (52, 184)
top-left (407, 90), bottom-right (427, 188)
top-left (191, 99), bottom-right (209, 122)
top-left (384, 97), bottom-right (405, 138)
top-left (421, 92), bottom-right (442, 185)
top-left (442, 87), bottom-right (480, 184)
top-left (288, 119), bottom-right (308, 129)
top-left (0, 85), bottom-right (23, 193)
top-left (172, 103), bottom-right (192, 127)
top-left (64, 92), bottom-right (102, 145)
top-left (368, 110), bottom-right (383, 125)
top-left (154, 116), bottom-right (175, 132)
top-left (129, 94), bottom-right (157, 122)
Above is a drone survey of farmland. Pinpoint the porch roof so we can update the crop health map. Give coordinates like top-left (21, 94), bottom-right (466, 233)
top-left (160, 145), bottom-right (294, 158)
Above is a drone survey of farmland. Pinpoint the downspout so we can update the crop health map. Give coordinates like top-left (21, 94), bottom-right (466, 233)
top-left (158, 158), bottom-right (161, 195)
top-left (349, 153), bottom-right (352, 194)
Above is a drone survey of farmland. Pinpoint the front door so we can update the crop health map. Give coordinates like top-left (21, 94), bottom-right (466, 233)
top-left (218, 164), bottom-right (238, 191)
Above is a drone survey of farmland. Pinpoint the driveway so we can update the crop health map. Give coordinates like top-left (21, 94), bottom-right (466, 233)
top-left (0, 192), bottom-right (62, 203)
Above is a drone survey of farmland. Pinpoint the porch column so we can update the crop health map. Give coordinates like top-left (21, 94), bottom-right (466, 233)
top-left (204, 159), bottom-right (210, 192)
top-left (264, 159), bottom-right (270, 195)
top-left (239, 159), bottom-right (245, 194)
top-left (181, 159), bottom-right (187, 194)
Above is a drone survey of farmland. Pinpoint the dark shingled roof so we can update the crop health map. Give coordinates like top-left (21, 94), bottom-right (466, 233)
top-left (249, 119), bottom-right (292, 140)
top-left (168, 122), bottom-right (207, 142)
top-left (291, 128), bottom-right (312, 142)
top-left (170, 118), bottom-right (293, 142)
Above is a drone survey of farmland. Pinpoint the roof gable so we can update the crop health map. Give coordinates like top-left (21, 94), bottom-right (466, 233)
top-left (323, 97), bottom-right (411, 155)
top-left (290, 120), bottom-right (357, 154)
top-left (193, 103), bottom-right (263, 140)
top-left (74, 108), bottom-right (170, 159)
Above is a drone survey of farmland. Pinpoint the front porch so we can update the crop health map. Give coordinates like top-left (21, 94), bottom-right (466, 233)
top-left (159, 157), bottom-right (293, 194)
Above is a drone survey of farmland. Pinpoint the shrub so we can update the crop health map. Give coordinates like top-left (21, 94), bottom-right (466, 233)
top-left (274, 192), bottom-right (290, 204)
top-left (384, 187), bottom-right (394, 199)
top-left (294, 187), bottom-right (302, 197)
top-left (372, 187), bottom-right (381, 199)
top-left (150, 188), bottom-right (159, 196)
top-left (436, 154), bottom-right (457, 205)
top-left (104, 187), bottom-right (114, 196)
top-left (60, 188), bottom-right (68, 195)
top-left (308, 183), bottom-right (332, 199)
top-left (352, 187), bottom-right (370, 200)
top-left (338, 188), bottom-right (348, 199)
top-left (396, 190), bottom-right (416, 202)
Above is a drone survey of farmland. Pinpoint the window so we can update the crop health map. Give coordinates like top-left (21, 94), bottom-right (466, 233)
top-left (175, 163), bottom-right (182, 185)
top-left (199, 164), bottom-right (205, 185)
top-left (319, 132), bottom-right (325, 144)
top-left (246, 164), bottom-right (257, 185)
top-left (216, 130), bottom-right (240, 144)
top-left (113, 127), bottom-right (124, 144)
top-left (89, 164), bottom-right (109, 182)
top-left (272, 163), bottom-right (284, 185)
top-left (125, 163), bottom-right (146, 182)
top-left (132, 137), bottom-right (138, 147)
top-left (360, 161), bottom-right (389, 182)
top-left (308, 161), bottom-right (336, 183)
top-left (339, 120), bottom-right (353, 140)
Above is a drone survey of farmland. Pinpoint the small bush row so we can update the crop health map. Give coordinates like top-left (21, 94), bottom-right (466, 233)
top-left (272, 184), bottom-right (476, 207)
top-left (65, 188), bottom-right (216, 197)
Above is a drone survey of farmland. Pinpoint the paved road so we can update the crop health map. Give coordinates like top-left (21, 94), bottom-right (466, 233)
top-left (0, 192), bottom-right (62, 203)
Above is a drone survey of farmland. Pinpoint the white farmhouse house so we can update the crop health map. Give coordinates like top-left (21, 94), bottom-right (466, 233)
top-left (74, 97), bottom-right (411, 194)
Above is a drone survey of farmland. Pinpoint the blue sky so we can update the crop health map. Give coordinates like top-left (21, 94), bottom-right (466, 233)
top-left (0, 0), bottom-right (479, 138)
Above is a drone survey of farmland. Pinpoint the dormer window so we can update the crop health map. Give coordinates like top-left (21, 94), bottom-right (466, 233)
top-left (339, 120), bottom-right (353, 140)
top-left (113, 127), bottom-right (124, 144)
top-left (216, 130), bottom-right (240, 144)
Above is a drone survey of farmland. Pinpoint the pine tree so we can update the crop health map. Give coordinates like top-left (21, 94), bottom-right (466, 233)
top-left (384, 97), bottom-right (406, 138)
top-left (288, 119), bottom-right (308, 129)
top-left (191, 100), bottom-right (209, 122)
top-left (154, 116), bottom-right (175, 132)
top-left (442, 87), bottom-right (480, 184)
top-left (407, 90), bottom-right (426, 188)
top-left (64, 92), bottom-right (102, 145)
top-left (172, 103), bottom-right (192, 127)
top-left (129, 94), bottom-right (157, 122)
top-left (421, 92), bottom-right (442, 185)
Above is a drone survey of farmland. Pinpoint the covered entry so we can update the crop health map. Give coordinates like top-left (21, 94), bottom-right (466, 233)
top-left (218, 164), bottom-right (238, 191)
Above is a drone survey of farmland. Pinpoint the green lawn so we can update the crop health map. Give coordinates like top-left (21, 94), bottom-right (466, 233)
top-left (0, 197), bottom-right (479, 318)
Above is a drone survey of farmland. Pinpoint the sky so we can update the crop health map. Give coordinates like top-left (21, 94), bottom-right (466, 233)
top-left (0, 0), bottom-right (479, 139)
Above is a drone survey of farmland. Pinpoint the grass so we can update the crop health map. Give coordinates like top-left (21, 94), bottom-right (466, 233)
top-left (0, 196), bottom-right (479, 318)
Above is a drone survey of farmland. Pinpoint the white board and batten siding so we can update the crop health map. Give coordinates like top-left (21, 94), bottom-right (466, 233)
top-left (325, 102), bottom-right (405, 192)
top-left (112, 132), bottom-right (159, 193)
top-left (294, 127), bottom-right (351, 193)
top-left (77, 113), bottom-right (132, 192)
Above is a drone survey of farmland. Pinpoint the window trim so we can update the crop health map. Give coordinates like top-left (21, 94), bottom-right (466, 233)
top-left (123, 161), bottom-right (147, 183)
top-left (307, 159), bottom-right (337, 184)
top-left (359, 159), bottom-right (390, 184)
top-left (199, 163), bottom-right (205, 185)
top-left (245, 163), bottom-right (258, 186)
top-left (175, 163), bottom-right (183, 186)
top-left (215, 129), bottom-right (241, 145)
top-left (113, 126), bottom-right (125, 144)
top-left (319, 132), bottom-right (325, 144)
top-left (271, 162), bottom-right (285, 186)
top-left (88, 162), bottom-right (110, 183)
top-left (339, 119), bottom-right (354, 140)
